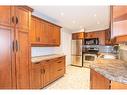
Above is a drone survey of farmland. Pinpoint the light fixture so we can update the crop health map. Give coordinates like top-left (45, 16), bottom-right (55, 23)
top-left (60, 12), bottom-right (64, 16)
top-left (97, 21), bottom-right (100, 24)
top-left (80, 26), bottom-right (83, 28)
top-left (94, 14), bottom-right (97, 17)
top-left (72, 20), bottom-right (76, 24)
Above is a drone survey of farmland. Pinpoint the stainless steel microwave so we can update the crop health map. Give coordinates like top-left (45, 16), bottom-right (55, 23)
top-left (84, 38), bottom-right (99, 45)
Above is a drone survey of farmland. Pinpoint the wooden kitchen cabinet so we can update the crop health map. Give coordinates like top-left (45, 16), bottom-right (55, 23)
top-left (52, 25), bottom-right (61, 45)
top-left (111, 81), bottom-right (127, 89)
top-left (0, 26), bottom-right (14, 89)
top-left (50, 56), bottom-right (65, 81)
top-left (0, 6), bottom-right (12, 27)
top-left (30, 56), bottom-right (65, 89)
top-left (72, 32), bottom-right (84, 40)
top-left (30, 15), bottom-right (61, 46)
top-left (30, 63), bottom-right (42, 89)
top-left (42, 61), bottom-right (50, 87)
top-left (0, 6), bottom-right (33, 89)
top-left (111, 6), bottom-right (127, 43)
top-left (90, 69), bottom-right (110, 89)
top-left (84, 29), bottom-right (109, 45)
top-left (14, 6), bottom-right (32, 89)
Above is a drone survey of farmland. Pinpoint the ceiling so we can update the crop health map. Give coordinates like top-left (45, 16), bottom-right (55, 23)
top-left (31, 6), bottom-right (110, 32)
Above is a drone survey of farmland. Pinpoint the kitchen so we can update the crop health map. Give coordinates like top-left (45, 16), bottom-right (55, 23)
top-left (0, 5), bottom-right (127, 90)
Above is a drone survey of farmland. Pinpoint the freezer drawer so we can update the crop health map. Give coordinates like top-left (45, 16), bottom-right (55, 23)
top-left (71, 55), bottom-right (82, 66)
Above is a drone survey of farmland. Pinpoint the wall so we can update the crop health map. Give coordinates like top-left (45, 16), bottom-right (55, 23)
top-left (31, 28), bottom-right (72, 66)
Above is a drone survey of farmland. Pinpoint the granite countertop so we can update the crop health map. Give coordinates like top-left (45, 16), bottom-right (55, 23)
top-left (90, 58), bottom-right (127, 84)
top-left (32, 54), bottom-right (65, 63)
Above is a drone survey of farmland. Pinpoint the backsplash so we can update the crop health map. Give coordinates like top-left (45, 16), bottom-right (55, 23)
top-left (31, 47), bottom-right (63, 57)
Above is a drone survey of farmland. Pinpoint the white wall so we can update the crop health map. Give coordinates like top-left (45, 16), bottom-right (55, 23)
top-left (31, 28), bottom-right (72, 65)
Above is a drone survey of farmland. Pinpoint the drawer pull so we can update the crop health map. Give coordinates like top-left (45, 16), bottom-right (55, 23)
top-left (58, 69), bottom-right (62, 71)
top-left (35, 62), bottom-right (40, 64)
top-left (57, 61), bottom-right (62, 63)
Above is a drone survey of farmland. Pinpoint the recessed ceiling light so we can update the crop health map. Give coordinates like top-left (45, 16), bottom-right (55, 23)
top-left (94, 14), bottom-right (97, 17)
top-left (97, 21), bottom-right (100, 24)
top-left (80, 26), bottom-right (83, 28)
top-left (60, 12), bottom-right (64, 16)
top-left (72, 20), bottom-right (76, 24)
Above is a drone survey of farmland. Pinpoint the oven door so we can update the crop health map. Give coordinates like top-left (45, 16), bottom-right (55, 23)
top-left (83, 54), bottom-right (97, 67)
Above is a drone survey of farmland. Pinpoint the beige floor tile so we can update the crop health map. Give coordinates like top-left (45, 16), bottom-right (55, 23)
top-left (45, 65), bottom-right (90, 89)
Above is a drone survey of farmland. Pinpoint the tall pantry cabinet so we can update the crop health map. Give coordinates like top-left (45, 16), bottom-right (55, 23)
top-left (0, 6), bottom-right (33, 89)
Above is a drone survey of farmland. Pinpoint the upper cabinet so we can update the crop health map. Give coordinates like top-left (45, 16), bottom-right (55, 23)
top-left (72, 32), bottom-right (84, 40)
top-left (84, 29), bottom-right (110, 45)
top-left (111, 6), bottom-right (127, 43)
top-left (29, 16), bottom-right (61, 46)
top-left (0, 6), bottom-right (12, 27)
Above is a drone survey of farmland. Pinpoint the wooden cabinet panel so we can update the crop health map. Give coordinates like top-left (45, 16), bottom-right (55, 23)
top-left (16, 31), bottom-right (30, 89)
top-left (0, 27), bottom-right (14, 89)
top-left (29, 17), bottom-right (36, 42)
top-left (0, 6), bottom-right (12, 27)
top-left (15, 7), bottom-right (30, 30)
top-left (35, 19), bottom-right (42, 42)
top-left (111, 6), bottom-right (127, 43)
top-left (72, 32), bottom-right (84, 40)
top-left (50, 57), bottom-right (65, 81)
top-left (0, 6), bottom-right (32, 89)
top-left (42, 62), bottom-right (50, 87)
top-left (90, 69), bottom-right (110, 89)
top-left (30, 63), bottom-right (42, 89)
top-left (113, 6), bottom-right (127, 19)
top-left (52, 25), bottom-right (60, 45)
top-left (30, 56), bottom-right (65, 89)
top-left (30, 16), bottom-right (61, 46)
top-left (111, 81), bottom-right (127, 89)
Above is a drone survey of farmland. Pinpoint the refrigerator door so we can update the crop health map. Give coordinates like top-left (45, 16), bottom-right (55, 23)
top-left (71, 55), bottom-right (82, 66)
top-left (71, 40), bottom-right (82, 56)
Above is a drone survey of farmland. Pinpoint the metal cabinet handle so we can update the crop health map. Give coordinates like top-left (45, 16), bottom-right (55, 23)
top-left (16, 16), bottom-right (18, 24)
top-left (57, 61), bottom-right (62, 63)
top-left (57, 69), bottom-right (62, 71)
top-left (11, 16), bottom-right (15, 24)
top-left (16, 40), bottom-right (19, 52)
top-left (12, 41), bottom-right (15, 52)
top-left (35, 62), bottom-right (40, 64)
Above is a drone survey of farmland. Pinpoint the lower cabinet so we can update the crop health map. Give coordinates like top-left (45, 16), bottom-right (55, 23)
top-left (30, 56), bottom-right (65, 89)
top-left (90, 69), bottom-right (110, 89)
top-left (111, 81), bottom-right (127, 89)
top-left (90, 69), bottom-right (127, 89)
top-left (30, 63), bottom-right (42, 89)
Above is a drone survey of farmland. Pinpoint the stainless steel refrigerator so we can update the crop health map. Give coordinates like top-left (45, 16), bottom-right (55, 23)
top-left (71, 39), bottom-right (83, 67)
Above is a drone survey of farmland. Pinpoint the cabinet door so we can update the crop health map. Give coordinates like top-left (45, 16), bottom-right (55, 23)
top-left (42, 62), bottom-right (50, 87)
top-left (16, 30), bottom-right (30, 89)
top-left (0, 26), bottom-right (14, 89)
top-left (0, 6), bottom-right (12, 27)
top-left (35, 19), bottom-right (42, 42)
top-left (52, 26), bottom-right (60, 45)
top-left (29, 17), bottom-right (36, 43)
top-left (111, 81), bottom-right (127, 89)
top-left (15, 7), bottom-right (30, 30)
top-left (90, 69), bottom-right (110, 89)
top-left (113, 6), bottom-right (127, 19)
top-left (30, 63), bottom-right (41, 89)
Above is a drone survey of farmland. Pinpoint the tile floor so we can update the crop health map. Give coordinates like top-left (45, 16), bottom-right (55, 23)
top-left (45, 65), bottom-right (90, 89)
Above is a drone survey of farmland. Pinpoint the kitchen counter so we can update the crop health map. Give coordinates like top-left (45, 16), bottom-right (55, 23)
top-left (32, 54), bottom-right (65, 63)
top-left (90, 58), bottom-right (127, 84)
